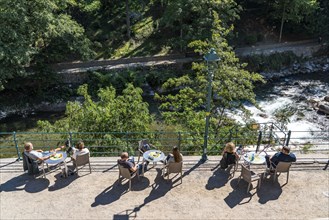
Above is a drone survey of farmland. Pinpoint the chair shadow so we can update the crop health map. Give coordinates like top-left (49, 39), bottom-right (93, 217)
top-left (223, 178), bottom-right (255, 208)
top-left (205, 168), bottom-right (230, 190)
top-left (131, 168), bottom-right (174, 214)
top-left (48, 170), bottom-right (78, 192)
top-left (256, 175), bottom-right (283, 204)
top-left (0, 173), bottom-right (50, 193)
top-left (91, 176), bottom-right (150, 207)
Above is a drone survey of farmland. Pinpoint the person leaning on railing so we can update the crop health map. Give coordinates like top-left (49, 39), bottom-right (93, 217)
top-left (24, 142), bottom-right (62, 162)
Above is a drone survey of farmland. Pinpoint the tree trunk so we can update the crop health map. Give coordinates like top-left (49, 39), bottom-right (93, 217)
top-left (126, 0), bottom-right (131, 39)
top-left (279, 1), bottom-right (287, 43)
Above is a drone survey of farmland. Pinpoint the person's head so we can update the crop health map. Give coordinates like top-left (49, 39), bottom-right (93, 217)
top-left (76, 140), bottom-right (84, 151)
top-left (24, 142), bottom-right (33, 152)
top-left (281, 146), bottom-right (291, 154)
top-left (120, 152), bottom-right (129, 160)
top-left (224, 142), bottom-right (235, 153)
top-left (172, 146), bottom-right (182, 162)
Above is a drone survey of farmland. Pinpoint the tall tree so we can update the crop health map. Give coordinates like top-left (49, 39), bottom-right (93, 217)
top-left (0, 0), bottom-right (93, 90)
top-left (160, 0), bottom-right (241, 51)
top-left (155, 12), bottom-right (264, 150)
top-left (269, 0), bottom-right (319, 42)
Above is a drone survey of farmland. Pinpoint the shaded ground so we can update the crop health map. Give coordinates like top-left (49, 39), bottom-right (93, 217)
top-left (1, 155), bottom-right (328, 219)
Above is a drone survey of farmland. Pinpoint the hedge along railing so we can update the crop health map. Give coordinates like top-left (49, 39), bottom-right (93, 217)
top-left (0, 129), bottom-right (328, 160)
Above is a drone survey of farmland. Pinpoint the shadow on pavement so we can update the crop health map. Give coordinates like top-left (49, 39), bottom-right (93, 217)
top-left (132, 168), bottom-right (174, 215)
top-left (257, 175), bottom-right (282, 204)
top-left (205, 168), bottom-right (230, 190)
top-left (0, 173), bottom-right (49, 193)
top-left (48, 170), bottom-right (79, 191)
top-left (224, 178), bottom-right (255, 208)
top-left (91, 176), bottom-right (149, 207)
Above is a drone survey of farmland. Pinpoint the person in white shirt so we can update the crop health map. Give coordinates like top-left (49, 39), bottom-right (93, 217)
top-left (71, 140), bottom-right (89, 161)
top-left (24, 142), bottom-right (61, 161)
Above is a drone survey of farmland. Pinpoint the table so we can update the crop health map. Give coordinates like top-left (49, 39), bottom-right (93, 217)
top-left (141, 150), bottom-right (165, 176)
top-left (44, 151), bottom-right (68, 177)
top-left (243, 152), bottom-right (266, 165)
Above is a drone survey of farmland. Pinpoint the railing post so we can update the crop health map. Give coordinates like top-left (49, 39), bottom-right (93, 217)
top-left (13, 132), bottom-right (21, 161)
top-left (69, 131), bottom-right (73, 147)
top-left (256, 131), bottom-right (262, 153)
top-left (126, 132), bottom-right (130, 151)
top-left (178, 132), bottom-right (181, 149)
top-left (286, 130), bottom-right (291, 146)
top-left (269, 123), bottom-right (273, 145)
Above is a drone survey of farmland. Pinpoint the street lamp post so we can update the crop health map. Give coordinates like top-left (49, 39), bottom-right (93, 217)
top-left (202, 48), bottom-right (220, 162)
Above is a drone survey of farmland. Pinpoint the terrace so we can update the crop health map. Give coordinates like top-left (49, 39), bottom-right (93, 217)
top-left (1, 153), bottom-right (328, 219)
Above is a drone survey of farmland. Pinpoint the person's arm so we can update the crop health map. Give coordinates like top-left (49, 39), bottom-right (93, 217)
top-left (130, 164), bottom-right (138, 172)
top-left (234, 152), bottom-right (240, 160)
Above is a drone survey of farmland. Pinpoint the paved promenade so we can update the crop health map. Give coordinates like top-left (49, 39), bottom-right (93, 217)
top-left (1, 155), bottom-right (328, 219)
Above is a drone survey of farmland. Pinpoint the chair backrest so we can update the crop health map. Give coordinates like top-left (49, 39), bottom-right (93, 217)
top-left (168, 161), bottom-right (183, 174)
top-left (118, 164), bottom-right (132, 179)
top-left (22, 152), bottom-right (39, 175)
top-left (240, 164), bottom-right (251, 182)
top-left (275, 162), bottom-right (292, 173)
top-left (75, 153), bottom-right (90, 167)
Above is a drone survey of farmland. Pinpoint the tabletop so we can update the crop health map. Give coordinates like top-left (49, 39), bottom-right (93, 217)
top-left (243, 152), bottom-right (266, 165)
top-left (143, 149), bottom-right (165, 163)
top-left (45, 151), bottom-right (67, 165)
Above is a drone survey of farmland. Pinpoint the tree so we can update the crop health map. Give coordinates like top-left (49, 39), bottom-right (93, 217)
top-left (268, 0), bottom-right (319, 42)
top-left (160, 0), bottom-right (241, 51)
top-left (0, 0), bottom-right (93, 90)
top-left (155, 12), bottom-right (264, 152)
top-left (38, 83), bottom-right (152, 133)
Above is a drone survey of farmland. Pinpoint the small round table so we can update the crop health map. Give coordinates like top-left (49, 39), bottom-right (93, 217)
top-left (243, 152), bottom-right (266, 165)
top-left (142, 150), bottom-right (165, 176)
top-left (45, 151), bottom-right (68, 177)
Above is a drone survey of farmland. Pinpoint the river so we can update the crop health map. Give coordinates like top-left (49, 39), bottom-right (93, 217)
top-left (1, 72), bottom-right (328, 143)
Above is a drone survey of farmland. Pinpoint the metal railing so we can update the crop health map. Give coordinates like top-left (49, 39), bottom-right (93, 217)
top-left (0, 126), bottom-right (328, 160)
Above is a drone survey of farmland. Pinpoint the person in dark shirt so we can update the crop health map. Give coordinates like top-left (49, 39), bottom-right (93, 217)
top-left (266, 146), bottom-right (296, 170)
top-left (117, 152), bottom-right (138, 174)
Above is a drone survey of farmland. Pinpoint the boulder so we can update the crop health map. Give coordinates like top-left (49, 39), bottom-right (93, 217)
top-left (324, 96), bottom-right (329, 102)
top-left (318, 104), bottom-right (329, 114)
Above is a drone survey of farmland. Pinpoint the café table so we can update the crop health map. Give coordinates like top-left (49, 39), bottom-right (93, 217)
top-left (44, 151), bottom-right (68, 178)
top-left (243, 152), bottom-right (266, 165)
top-left (141, 149), bottom-right (165, 176)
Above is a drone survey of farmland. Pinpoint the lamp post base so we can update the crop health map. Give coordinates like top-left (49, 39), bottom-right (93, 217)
top-left (201, 154), bottom-right (208, 162)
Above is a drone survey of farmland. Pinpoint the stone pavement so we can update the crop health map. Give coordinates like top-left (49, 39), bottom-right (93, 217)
top-left (1, 155), bottom-right (328, 220)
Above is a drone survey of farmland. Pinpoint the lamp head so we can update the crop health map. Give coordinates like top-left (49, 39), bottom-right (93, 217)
top-left (204, 48), bottom-right (220, 62)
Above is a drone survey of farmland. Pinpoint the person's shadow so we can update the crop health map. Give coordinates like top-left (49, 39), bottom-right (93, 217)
top-left (223, 178), bottom-right (256, 208)
top-left (91, 175), bottom-right (149, 207)
top-left (1, 173), bottom-right (49, 193)
top-left (205, 167), bottom-right (230, 190)
top-left (256, 175), bottom-right (282, 204)
top-left (132, 168), bottom-right (175, 213)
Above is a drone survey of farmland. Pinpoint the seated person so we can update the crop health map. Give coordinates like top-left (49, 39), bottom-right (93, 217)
top-left (266, 145), bottom-right (296, 171)
top-left (24, 142), bottom-right (61, 162)
top-left (117, 152), bottom-right (138, 174)
top-left (220, 142), bottom-right (239, 169)
top-left (70, 140), bottom-right (89, 161)
top-left (165, 146), bottom-right (183, 164)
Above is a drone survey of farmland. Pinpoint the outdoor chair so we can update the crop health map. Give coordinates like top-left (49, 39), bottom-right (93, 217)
top-left (72, 153), bottom-right (92, 176)
top-left (163, 161), bottom-right (183, 183)
top-left (237, 164), bottom-right (261, 193)
top-left (118, 164), bottom-right (139, 191)
top-left (137, 139), bottom-right (151, 163)
top-left (22, 151), bottom-right (47, 178)
top-left (271, 161), bottom-right (292, 184)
